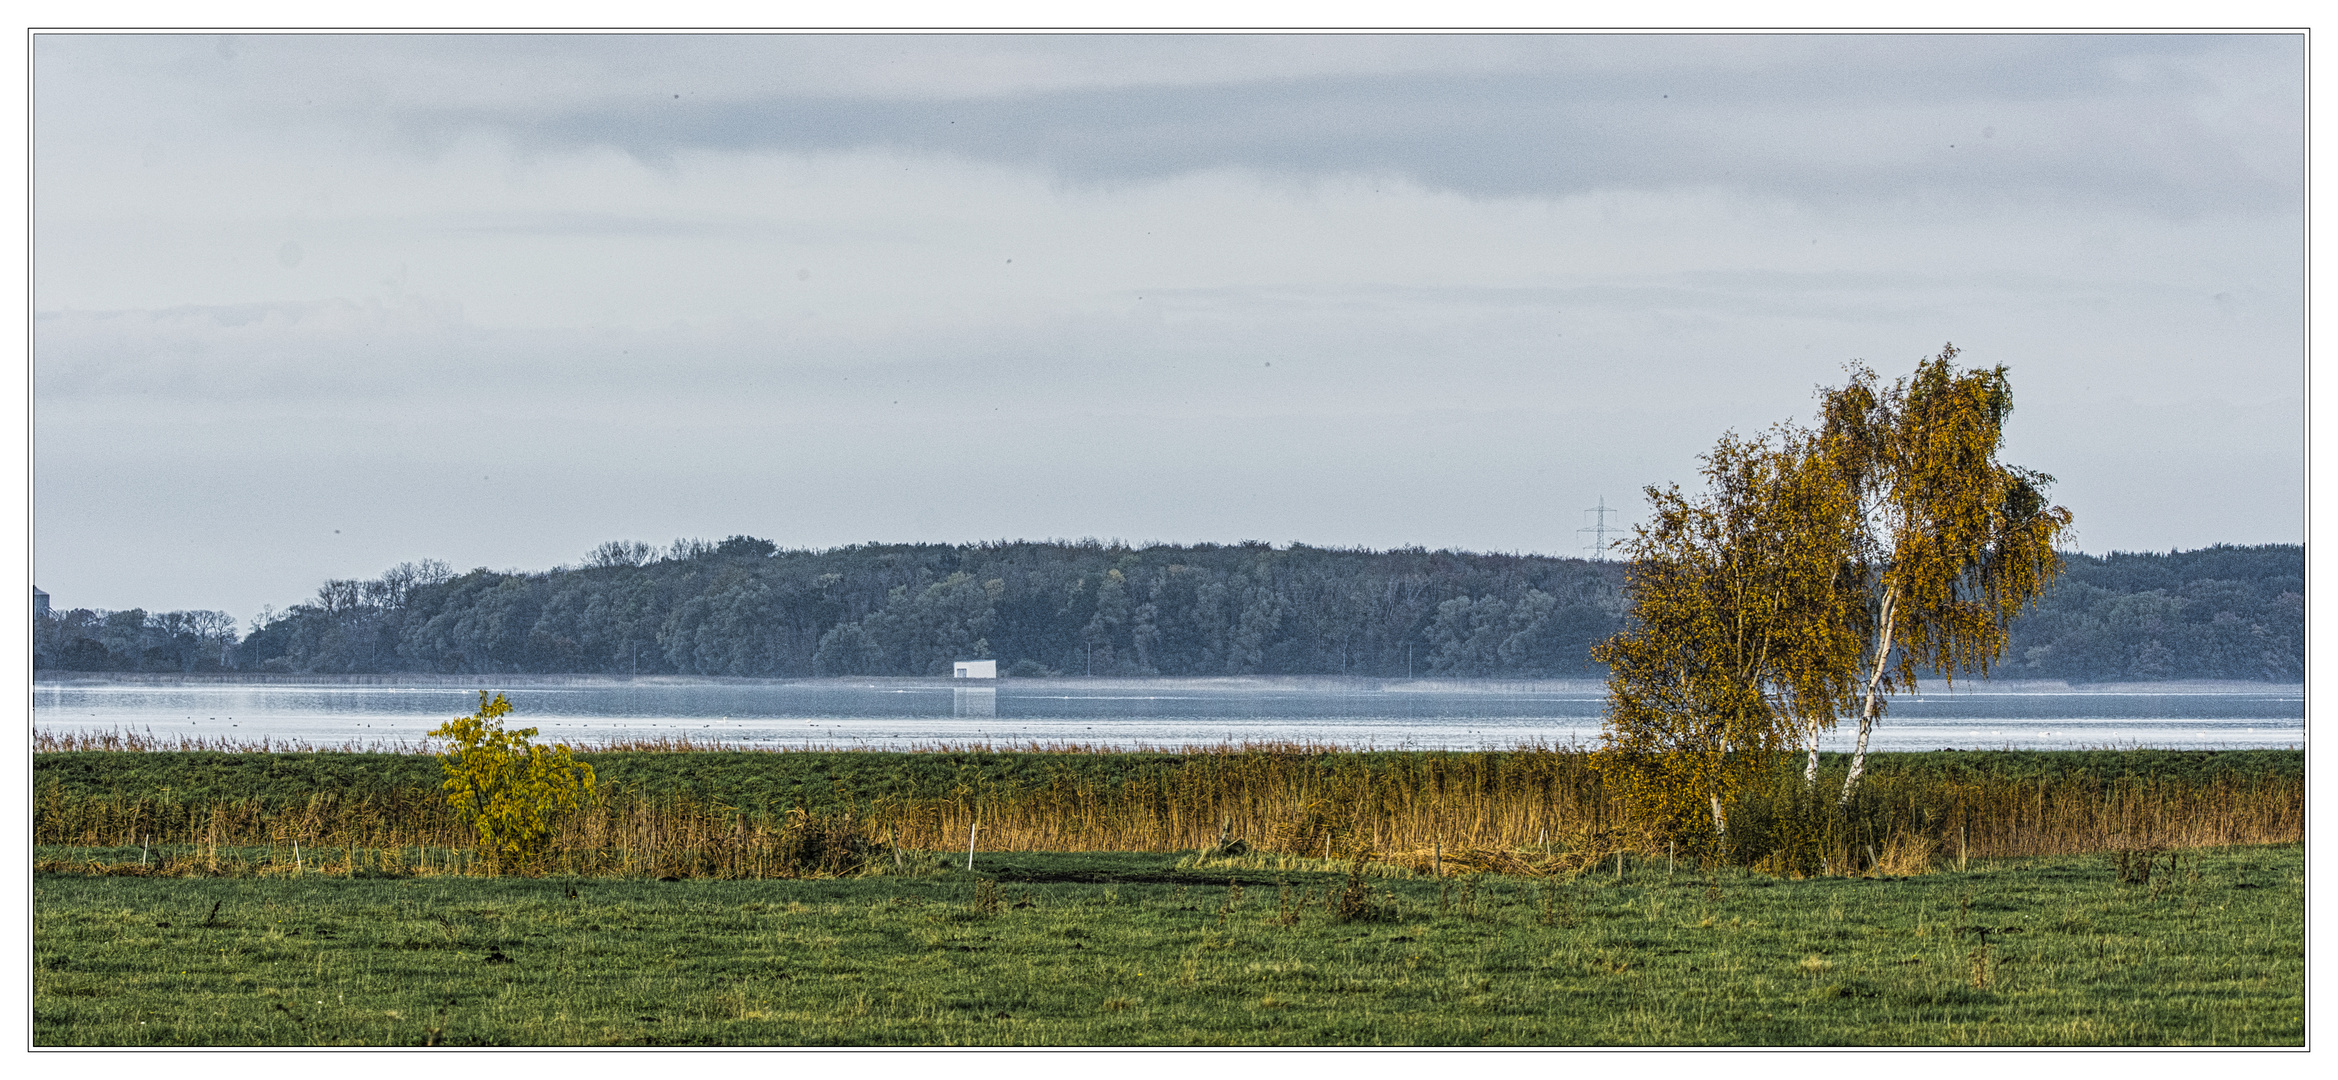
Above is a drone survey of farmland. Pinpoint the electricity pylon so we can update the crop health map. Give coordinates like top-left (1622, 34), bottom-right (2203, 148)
top-left (1580, 497), bottom-right (1626, 560)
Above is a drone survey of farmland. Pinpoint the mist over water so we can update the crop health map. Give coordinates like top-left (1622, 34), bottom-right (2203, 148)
top-left (30, 677), bottom-right (2304, 753)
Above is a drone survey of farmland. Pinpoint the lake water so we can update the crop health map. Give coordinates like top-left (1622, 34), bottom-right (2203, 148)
top-left (27, 676), bottom-right (2305, 752)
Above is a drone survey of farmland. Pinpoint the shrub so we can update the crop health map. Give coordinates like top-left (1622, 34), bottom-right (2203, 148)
top-left (427, 692), bottom-right (595, 871)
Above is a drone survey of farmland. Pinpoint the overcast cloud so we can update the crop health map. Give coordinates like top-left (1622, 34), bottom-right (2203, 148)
top-left (32, 33), bottom-right (2304, 621)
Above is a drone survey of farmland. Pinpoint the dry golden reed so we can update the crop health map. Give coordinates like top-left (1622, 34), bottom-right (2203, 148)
top-left (34, 729), bottom-right (2302, 880)
top-left (34, 727), bottom-right (434, 755)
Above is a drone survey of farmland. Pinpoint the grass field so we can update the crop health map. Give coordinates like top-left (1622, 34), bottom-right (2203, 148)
top-left (34, 842), bottom-right (2303, 1046)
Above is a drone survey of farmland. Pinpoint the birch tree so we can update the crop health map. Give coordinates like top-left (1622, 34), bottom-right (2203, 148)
top-left (1822, 345), bottom-right (2072, 803)
top-left (1592, 425), bottom-right (1866, 852)
top-left (1595, 344), bottom-right (2071, 846)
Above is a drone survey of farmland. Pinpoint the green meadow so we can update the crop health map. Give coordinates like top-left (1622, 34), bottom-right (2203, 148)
top-left (35, 842), bottom-right (2302, 1046)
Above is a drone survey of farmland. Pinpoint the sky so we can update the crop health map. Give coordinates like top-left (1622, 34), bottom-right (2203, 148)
top-left (29, 33), bottom-right (2306, 623)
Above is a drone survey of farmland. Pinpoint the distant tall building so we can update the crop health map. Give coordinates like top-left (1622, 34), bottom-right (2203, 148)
top-left (34, 587), bottom-right (48, 617)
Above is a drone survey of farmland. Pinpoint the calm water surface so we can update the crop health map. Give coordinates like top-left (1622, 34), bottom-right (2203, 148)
top-left (28, 677), bottom-right (2304, 752)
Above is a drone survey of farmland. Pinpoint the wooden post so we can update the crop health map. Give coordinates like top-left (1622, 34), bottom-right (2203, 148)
top-left (966, 821), bottom-right (979, 871)
top-left (1434, 838), bottom-right (1441, 878)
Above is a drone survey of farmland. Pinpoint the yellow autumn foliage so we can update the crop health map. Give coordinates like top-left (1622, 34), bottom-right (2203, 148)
top-left (427, 692), bottom-right (595, 870)
top-left (1596, 344), bottom-right (2072, 853)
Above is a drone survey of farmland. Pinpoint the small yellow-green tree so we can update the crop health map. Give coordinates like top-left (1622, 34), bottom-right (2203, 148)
top-left (427, 691), bottom-right (596, 869)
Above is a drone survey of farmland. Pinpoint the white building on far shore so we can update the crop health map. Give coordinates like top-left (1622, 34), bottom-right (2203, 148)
top-left (952, 660), bottom-right (996, 679)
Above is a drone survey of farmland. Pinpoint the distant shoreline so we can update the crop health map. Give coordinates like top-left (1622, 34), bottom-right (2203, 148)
top-left (29, 672), bottom-right (2303, 696)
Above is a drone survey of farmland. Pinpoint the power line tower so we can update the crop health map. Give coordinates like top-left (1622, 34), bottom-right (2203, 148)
top-left (1579, 497), bottom-right (1626, 560)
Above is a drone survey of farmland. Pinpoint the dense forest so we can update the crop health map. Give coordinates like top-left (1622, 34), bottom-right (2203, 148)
top-left (32, 539), bottom-right (2303, 683)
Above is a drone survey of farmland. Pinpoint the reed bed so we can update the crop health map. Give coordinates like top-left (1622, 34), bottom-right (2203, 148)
top-left (1716, 766), bottom-right (2304, 878)
top-left (34, 727), bottom-right (436, 755)
top-left (35, 744), bottom-right (2302, 880)
top-left (32, 789), bottom-right (891, 881)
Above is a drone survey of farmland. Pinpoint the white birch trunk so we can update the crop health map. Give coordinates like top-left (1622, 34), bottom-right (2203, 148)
top-left (1803, 717), bottom-right (1822, 790)
top-left (1840, 590), bottom-right (1897, 806)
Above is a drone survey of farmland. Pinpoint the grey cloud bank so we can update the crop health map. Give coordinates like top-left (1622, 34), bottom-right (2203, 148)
top-left (31, 34), bottom-right (2303, 621)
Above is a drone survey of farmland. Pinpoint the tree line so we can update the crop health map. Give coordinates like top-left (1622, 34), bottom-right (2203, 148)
top-left (32, 537), bottom-right (2301, 683)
